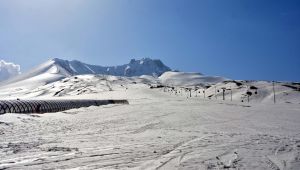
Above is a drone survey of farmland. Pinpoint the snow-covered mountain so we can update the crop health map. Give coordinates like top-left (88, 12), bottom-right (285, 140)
top-left (0, 58), bottom-right (171, 87)
top-left (48, 58), bottom-right (171, 77)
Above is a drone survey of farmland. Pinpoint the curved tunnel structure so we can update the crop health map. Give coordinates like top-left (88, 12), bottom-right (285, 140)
top-left (0, 99), bottom-right (128, 114)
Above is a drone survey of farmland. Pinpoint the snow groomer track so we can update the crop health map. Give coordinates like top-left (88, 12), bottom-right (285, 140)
top-left (0, 99), bottom-right (129, 114)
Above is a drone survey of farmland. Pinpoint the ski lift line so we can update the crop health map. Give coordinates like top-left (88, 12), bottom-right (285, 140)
top-left (0, 99), bottom-right (129, 114)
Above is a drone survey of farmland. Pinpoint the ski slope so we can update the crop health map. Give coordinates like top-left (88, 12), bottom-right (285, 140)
top-left (0, 82), bottom-right (300, 169)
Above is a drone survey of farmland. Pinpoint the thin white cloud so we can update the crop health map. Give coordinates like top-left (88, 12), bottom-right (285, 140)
top-left (0, 60), bottom-right (21, 81)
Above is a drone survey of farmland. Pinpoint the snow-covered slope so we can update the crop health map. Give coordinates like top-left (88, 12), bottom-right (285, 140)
top-left (1, 79), bottom-right (300, 169)
top-left (24, 74), bottom-right (157, 99)
top-left (0, 73), bottom-right (160, 100)
top-left (1, 71), bottom-right (299, 104)
top-left (0, 59), bottom-right (70, 89)
top-left (190, 80), bottom-right (300, 104)
top-left (159, 71), bottom-right (227, 86)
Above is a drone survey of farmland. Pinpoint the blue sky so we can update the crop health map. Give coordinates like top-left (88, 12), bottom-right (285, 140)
top-left (0, 0), bottom-right (299, 81)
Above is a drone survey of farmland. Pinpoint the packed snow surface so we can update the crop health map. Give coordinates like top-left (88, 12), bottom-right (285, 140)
top-left (0, 74), bottom-right (300, 169)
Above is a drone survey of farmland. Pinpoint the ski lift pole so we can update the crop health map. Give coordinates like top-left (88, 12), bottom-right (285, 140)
top-left (230, 86), bottom-right (232, 101)
top-left (215, 86), bottom-right (217, 99)
top-left (273, 81), bottom-right (276, 104)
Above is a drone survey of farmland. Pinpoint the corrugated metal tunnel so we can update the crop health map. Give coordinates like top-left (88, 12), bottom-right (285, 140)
top-left (0, 99), bottom-right (129, 114)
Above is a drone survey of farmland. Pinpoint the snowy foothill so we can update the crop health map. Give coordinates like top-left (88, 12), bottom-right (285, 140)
top-left (0, 58), bottom-right (300, 169)
top-left (159, 71), bottom-right (227, 87)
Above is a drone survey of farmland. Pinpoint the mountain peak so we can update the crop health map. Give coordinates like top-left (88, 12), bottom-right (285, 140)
top-left (124, 58), bottom-right (171, 76)
top-left (51, 58), bottom-right (64, 62)
top-left (129, 57), bottom-right (156, 63)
